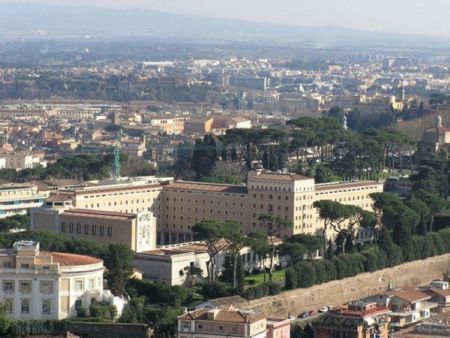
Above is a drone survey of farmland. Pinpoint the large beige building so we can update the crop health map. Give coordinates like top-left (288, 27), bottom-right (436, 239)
top-left (0, 240), bottom-right (123, 320)
top-left (31, 171), bottom-right (382, 246)
top-left (32, 208), bottom-right (156, 253)
top-left (159, 171), bottom-right (383, 243)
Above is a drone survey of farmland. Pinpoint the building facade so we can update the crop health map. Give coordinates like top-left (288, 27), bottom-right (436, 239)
top-left (313, 302), bottom-right (391, 338)
top-left (0, 241), bottom-right (120, 320)
top-left (159, 171), bottom-right (383, 244)
top-left (177, 307), bottom-right (289, 338)
top-left (32, 208), bottom-right (157, 253)
top-left (0, 184), bottom-right (46, 218)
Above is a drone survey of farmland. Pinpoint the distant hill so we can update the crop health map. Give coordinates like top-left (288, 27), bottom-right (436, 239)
top-left (0, 4), bottom-right (447, 48)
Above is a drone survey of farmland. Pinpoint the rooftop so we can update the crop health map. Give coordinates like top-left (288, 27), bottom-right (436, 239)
top-left (249, 171), bottom-right (312, 182)
top-left (62, 208), bottom-right (137, 220)
top-left (179, 308), bottom-right (265, 324)
top-left (165, 181), bottom-right (247, 194)
top-left (44, 251), bottom-right (102, 267)
top-left (315, 180), bottom-right (383, 191)
top-left (387, 288), bottom-right (431, 303)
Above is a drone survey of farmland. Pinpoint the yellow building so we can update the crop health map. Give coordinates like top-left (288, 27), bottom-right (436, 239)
top-left (31, 208), bottom-right (156, 252)
top-left (159, 170), bottom-right (383, 243)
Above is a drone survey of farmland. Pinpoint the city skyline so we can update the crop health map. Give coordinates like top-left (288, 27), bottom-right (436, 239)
top-left (1, 0), bottom-right (450, 37)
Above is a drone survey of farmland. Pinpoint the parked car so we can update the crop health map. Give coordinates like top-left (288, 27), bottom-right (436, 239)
top-left (318, 307), bottom-right (329, 313)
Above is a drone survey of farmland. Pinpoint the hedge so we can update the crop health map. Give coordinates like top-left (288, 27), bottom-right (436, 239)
top-left (285, 229), bottom-right (450, 290)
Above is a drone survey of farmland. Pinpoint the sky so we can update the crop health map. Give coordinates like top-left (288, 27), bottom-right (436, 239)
top-left (1, 0), bottom-right (450, 37)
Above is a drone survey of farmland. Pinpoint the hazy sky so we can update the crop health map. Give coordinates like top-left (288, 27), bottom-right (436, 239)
top-left (1, 0), bottom-right (450, 37)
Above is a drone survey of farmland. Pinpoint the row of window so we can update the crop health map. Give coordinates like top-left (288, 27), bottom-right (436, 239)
top-left (316, 185), bottom-right (379, 195)
top-left (2, 298), bottom-right (51, 315)
top-left (253, 194), bottom-right (289, 201)
top-left (61, 222), bottom-right (112, 237)
top-left (250, 184), bottom-right (314, 192)
top-left (82, 189), bottom-right (160, 199)
top-left (2, 280), bottom-right (53, 294)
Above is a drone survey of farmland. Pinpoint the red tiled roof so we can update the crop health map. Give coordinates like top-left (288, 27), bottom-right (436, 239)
top-left (315, 180), bottom-right (382, 191)
top-left (63, 208), bottom-right (136, 220)
top-left (426, 287), bottom-right (450, 297)
top-left (165, 181), bottom-right (247, 194)
top-left (72, 183), bottom-right (161, 195)
top-left (386, 288), bottom-right (430, 303)
top-left (179, 309), bottom-right (265, 324)
top-left (250, 172), bottom-right (312, 182)
top-left (40, 251), bottom-right (102, 266)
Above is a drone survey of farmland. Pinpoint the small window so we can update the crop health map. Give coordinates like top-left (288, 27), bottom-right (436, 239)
top-left (84, 224), bottom-right (89, 234)
top-left (74, 279), bottom-right (83, 292)
top-left (42, 300), bottom-right (51, 315)
top-left (3, 262), bottom-right (11, 268)
top-left (61, 222), bottom-right (66, 232)
top-left (100, 226), bottom-right (104, 236)
top-left (107, 227), bottom-right (112, 237)
top-left (21, 263), bottom-right (30, 269)
top-left (21, 299), bottom-right (30, 314)
top-left (19, 281), bottom-right (31, 294)
top-left (92, 225), bottom-right (97, 235)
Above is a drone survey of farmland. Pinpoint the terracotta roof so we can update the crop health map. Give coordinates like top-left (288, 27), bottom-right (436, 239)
top-left (165, 181), bottom-right (247, 194)
top-left (46, 193), bottom-right (74, 203)
top-left (72, 183), bottom-right (161, 195)
top-left (330, 305), bottom-right (390, 318)
top-left (315, 180), bottom-right (383, 192)
top-left (63, 208), bottom-right (136, 220)
top-left (387, 288), bottom-right (430, 303)
top-left (179, 309), bottom-right (265, 324)
top-left (40, 251), bottom-right (102, 267)
top-left (426, 287), bottom-right (450, 297)
top-left (250, 172), bottom-right (312, 182)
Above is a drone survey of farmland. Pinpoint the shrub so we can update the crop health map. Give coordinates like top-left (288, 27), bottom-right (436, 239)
top-left (89, 301), bottom-right (117, 320)
top-left (285, 268), bottom-right (298, 289)
top-left (247, 279), bottom-right (256, 285)
top-left (266, 281), bottom-right (281, 295)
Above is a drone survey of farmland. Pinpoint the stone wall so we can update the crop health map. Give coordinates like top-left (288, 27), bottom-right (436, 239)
top-left (237, 253), bottom-right (450, 317)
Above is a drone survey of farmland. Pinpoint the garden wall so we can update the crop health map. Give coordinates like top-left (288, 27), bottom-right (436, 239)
top-left (236, 253), bottom-right (450, 317)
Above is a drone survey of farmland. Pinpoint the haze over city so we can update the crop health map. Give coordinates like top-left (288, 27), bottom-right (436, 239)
top-left (1, 0), bottom-right (450, 36)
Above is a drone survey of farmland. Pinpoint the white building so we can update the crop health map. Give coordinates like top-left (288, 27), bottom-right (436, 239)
top-left (0, 184), bottom-right (46, 218)
top-left (0, 241), bottom-right (124, 320)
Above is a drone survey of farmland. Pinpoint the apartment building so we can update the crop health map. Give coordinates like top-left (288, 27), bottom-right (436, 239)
top-left (149, 116), bottom-right (185, 135)
top-left (160, 182), bottom-right (247, 244)
top-left (0, 184), bottom-right (46, 218)
top-left (31, 171), bottom-right (382, 246)
top-left (184, 117), bottom-right (214, 136)
top-left (366, 288), bottom-right (438, 328)
top-left (60, 179), bottom-right (163, 217)
top-left (159, 171), bottom-right (383, 244)
top-left (0, 240), bottom-right (123, 320)
top-left (313, 301), bottom-right (391, 338)
top-left (177, 307), bottom-right (289, 338)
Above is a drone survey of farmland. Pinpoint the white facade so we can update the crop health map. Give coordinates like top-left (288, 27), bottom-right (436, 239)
top-left (0, 184), bottom-right (46, 218)
top-left (0, 241), bottom-right (123, 320)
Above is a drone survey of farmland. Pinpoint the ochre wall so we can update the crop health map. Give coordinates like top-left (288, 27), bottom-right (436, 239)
top-left (237, 254), bottom-right (450, 317)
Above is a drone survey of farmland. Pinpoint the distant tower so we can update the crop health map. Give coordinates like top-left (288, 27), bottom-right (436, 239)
top-left (342, 115), bottom-right (348, 130)
top-left (436, 115), bottom-right (443, 129)
top-left (113, 129), bottom-right (121, 180)
top-left (400, 83), bottom-right (406, 102)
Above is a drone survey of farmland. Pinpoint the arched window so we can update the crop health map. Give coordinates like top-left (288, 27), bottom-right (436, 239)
top-left (42, 300), bottom-right (51, 315)
top-left (3, 299), bottom-right (12, 313)
top-left (21, 299), bottom-right (29, 314)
